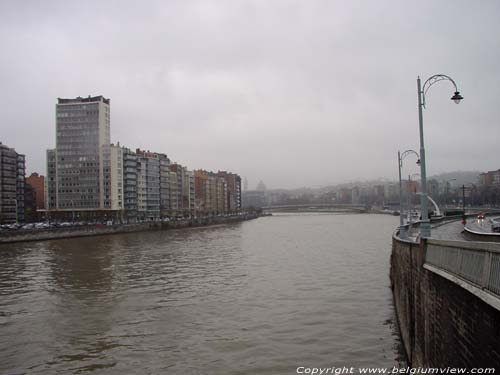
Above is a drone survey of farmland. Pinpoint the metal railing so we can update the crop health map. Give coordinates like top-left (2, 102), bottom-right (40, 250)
top-left (425, 239), bottom-right (500, 298)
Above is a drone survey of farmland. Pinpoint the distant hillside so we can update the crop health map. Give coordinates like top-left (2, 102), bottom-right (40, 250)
top-left (428, 171), bottom-right (481, 186)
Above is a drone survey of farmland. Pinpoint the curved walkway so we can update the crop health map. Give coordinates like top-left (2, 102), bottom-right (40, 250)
top-left (431, 219), bottom-right (466, 241)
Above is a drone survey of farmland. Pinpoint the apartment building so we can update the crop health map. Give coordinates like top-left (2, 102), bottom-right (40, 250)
top-left (136, 149), bottom-right (160, 221)
top-left (123, 147), bottom-right (138, 221)
top-left (217, 171), bottom-right (242, 212)
top-left (48, 95), bottom-right (112, 213)
top-left (159, 153), bottom-right (170, 218)
top-left (26, 172), bottom-right (45, 210)
top-left (0, 142), bottom-right (25, 224)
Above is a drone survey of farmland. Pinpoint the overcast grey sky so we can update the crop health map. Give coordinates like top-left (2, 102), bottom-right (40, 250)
top-left (1, 0), bottom-right (499, 189)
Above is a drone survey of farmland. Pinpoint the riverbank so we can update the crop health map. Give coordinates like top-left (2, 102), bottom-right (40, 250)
top-left (0, 213), bottom-right (260, 244)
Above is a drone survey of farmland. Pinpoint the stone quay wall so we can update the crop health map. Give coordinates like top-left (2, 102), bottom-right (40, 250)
top-left (390, 234), bottom-right (500, 368)
top-left (0, 214), bottom-right (258, 244)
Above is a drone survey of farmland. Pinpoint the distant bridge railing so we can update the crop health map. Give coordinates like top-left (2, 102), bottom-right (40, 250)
top-left (425, 239), bottom-right (500, 300)
top-left (261, 203), bottom-right (368, 211)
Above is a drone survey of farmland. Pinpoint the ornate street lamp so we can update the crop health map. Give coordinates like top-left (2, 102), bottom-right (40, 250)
top-left (417, 74), bottom-right (463, 239)
top-left (398, 149), bottom-right (420, 239)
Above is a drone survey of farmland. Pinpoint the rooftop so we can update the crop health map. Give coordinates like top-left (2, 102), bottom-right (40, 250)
top-left (57, 95), bottom-right (110, 105)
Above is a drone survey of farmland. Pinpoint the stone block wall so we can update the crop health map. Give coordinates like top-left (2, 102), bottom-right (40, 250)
top-left (391, 235), bottom-right (500, 367)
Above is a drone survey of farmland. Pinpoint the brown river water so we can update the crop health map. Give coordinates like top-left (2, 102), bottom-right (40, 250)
top-left (0, 213), bottom-right (405, 374)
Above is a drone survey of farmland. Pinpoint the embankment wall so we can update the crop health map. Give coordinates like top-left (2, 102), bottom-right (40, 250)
top-left (0, 214), bottom-right (258, 244)
top-left (390, 235), bottom-right (500, 367)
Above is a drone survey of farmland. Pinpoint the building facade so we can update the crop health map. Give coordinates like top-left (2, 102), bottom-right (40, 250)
top-left (122, 147), bottom-right (138, 221)
top-left (136, 149), bottom-right (160, 221)
top-left (217, 171), bottom-right (242, 212)
top-left (480, 170), bottom-right (500, 186)
top-left (0, 142), bottom-right (25, 224)
top-left (49, 95), bottom-right (111, 213)
top-left (43, 95), bottom-right (242, 222)
top-left (26, 172), bottom-right (46, 210)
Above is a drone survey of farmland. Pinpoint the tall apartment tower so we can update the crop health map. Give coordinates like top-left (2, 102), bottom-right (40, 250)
top-left (48, 96), bottom-right (111, 212)
top-left (0, 142), bottom-right (25, 224)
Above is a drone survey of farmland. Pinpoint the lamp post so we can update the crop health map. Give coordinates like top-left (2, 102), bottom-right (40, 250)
top-left (398, 150), bottom-right (420, 239)
top-left (417, 74), bottom-right (463, 238)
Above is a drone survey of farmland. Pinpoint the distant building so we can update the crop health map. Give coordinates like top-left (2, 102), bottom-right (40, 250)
top-left (336, 188), bottom-right (352, 204)
top-left (194, 169), bottom-right (208, 213)
top-left (242, 190), bottom-right (266, 208)
top-left (136, 149), bottom-right (161, 221)
top-left (374, 185), bottom-right (385, 206)
top-left (0, 142), bottom-right (25, 224)
top-left (217, 171), bottom-right (242, 212)
top-left (384, 183), bottom-right (399, 204)
top-left (351, 186), bottom-right (360, 205)
top-left (26, 172), bottom-right (45, 210)
top-left (480, 170), bottom-right (500, 186)
top-left (122, 147), bottom-right (172, 222)
top-left (46, 149), bottom-right (57, 210)
top-left (24, 182), bottom-right (37, 222)
top-left (169, 163), bottom-right (182, 217)
top-left (256, 180), bottom-right (267, 191)
top-left (122, 147), bottom-right (138, 221)
top-left (404, 179), bottom-right (419, 194)
top-left (159, 153), bottom-right (171, 218)
top-left (109, 144), bottom-right (124, 211)
top-left (427, 179), bottom-right (439, 199)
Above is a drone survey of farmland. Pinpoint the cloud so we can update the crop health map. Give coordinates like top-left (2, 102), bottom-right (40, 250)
top-left (1, 0), bottom-right (499, 188)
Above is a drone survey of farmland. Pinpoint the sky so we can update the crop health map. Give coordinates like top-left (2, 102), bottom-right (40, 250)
top-left (1, 0), bottom-right (499, 189)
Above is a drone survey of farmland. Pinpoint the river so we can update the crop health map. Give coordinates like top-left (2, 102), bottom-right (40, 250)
top-left (0, 213), bottom-right (405, 374)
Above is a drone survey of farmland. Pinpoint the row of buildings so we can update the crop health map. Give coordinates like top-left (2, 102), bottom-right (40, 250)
top-left (242, 177), bottom-right (485, 209)
top-left (480, 170), bottom-right (500, 186)
top-left (0, 95), bottom-right (241, 224)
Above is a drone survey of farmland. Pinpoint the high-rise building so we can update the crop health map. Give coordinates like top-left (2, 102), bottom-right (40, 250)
top-left (48, 95), bottom-right (111, 212)
top-left (0, 142), bottom-right (25, 224)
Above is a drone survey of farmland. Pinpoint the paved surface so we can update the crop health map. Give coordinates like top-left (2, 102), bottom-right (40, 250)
top-left (404, 219), bottom-right (467, 242)
top-left (431, 220), bottom-right (467, 241)
top-left (465, 217), bottom-right (500, 234)
top-left (405, 216), bottom-right (500, 242)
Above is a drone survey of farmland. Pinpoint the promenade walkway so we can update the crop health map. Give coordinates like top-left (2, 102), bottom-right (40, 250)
top-left (404, 215), bottom-right (500, 242)
top-left (431, 219), bottom-right (466, 241)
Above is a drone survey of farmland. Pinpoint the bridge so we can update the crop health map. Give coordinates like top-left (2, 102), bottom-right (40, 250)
top-left (261, 203), bottom-right (368, 213)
